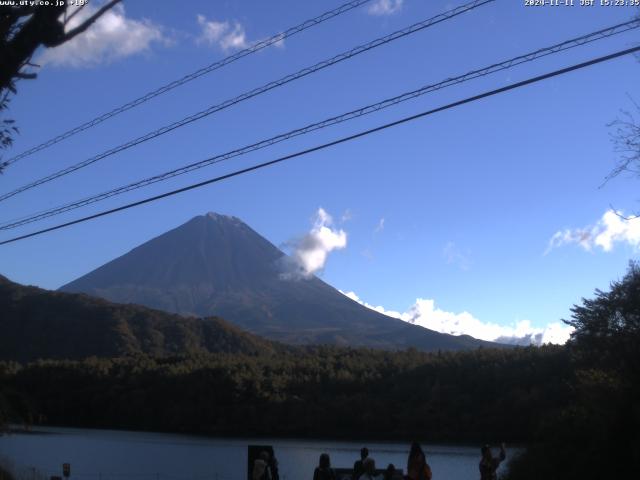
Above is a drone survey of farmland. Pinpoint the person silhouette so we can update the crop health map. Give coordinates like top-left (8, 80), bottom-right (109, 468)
top-left (358, 458), bottom-right (376, 480)
top-left (406, 442), bottom-right (432, 480)
top-left (313, 453), bottom-right (336, 480)
top-left (479, 443), bottom-right (506, 480)
top-left (252, 451), bottom-right (272, 480)
top-left (269, 453), bottom-right (279, 480)
top-left (353, 447), bottom-right (369, 480)
top-left (383, 463), bottom-right (396, 480)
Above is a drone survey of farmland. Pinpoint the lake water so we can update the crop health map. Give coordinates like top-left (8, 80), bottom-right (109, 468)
top-left (0, 427), bottom-right (512, 480)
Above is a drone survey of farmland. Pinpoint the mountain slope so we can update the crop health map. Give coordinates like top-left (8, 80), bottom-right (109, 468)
top-left (0, 274), bottom-right (277, 362)
top-left (60, 213), bottom-right (498, 351)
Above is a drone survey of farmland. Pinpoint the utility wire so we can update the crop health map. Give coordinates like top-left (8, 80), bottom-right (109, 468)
top-left (1, 19), bottom-right (638, 231)
top-left (1, 45), bottom-right (638, 247)
top-left (0, 0), bottom-right (495, 203)
top-left (1, 0), bottom-right (375, 167)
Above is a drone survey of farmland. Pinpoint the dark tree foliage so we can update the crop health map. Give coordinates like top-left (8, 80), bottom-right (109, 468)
top-left (0, 361), bottom-right (26, 430)
top-left (567, 261), bottom-right (640, 369)
top-left (0, 274), bottom-right (281, 362)
top-left (0, 345), bottom-right (571, 443)
top-left (0, 463), bottom-right (14, 480)
top-left (0, 1), bottom-right (122, 91)
top-left (0, 1), bottom-right (121, 172)
top-left (0, 84), bottom-right (18, 172)
top-left (505, 262), bottom-right (640, 480)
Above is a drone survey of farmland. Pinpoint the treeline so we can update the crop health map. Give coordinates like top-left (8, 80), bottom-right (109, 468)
top-left (503, 262), bottom-right (640, 479)
top-left (0, 344), bottom-right (569, 443)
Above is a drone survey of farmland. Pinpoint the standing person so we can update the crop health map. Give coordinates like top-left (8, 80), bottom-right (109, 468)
top-left (383, 464), bottom-right (396, 480)
top-left (353, 447), bottom-right (369, 480)
top-left (479, 443), bottom-right (506, 480)
top-left (313, 453), bottom-right (336, 480)
top-left (406, 442), bottom-right (432, 480)
top-left (358, 458), bottom-right (376, 480)
top-left (253, 451), bottom-right (272, 480)
top-left (269, 453), bottom-right (280, 480)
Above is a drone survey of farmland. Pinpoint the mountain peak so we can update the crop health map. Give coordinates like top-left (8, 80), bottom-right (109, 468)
top-left (193, 212), bottom-right (248, 230)
top-left (60, 216), bottom-right (498, 351)
top-left (60, 213), bottom-right (285, 296)
top-left (203, 212), bottom-right (237, 221)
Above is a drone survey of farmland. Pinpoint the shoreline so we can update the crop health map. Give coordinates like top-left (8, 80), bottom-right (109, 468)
top-left (3, 424), bottom-right (525, 450)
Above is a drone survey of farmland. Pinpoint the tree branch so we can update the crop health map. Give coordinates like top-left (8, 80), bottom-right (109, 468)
top-left (53, 0), bottom-right (122, 46)
top-left (15, 72), bottom-right (36, 80)
top-left (63, 3), bottom-right (87, 27)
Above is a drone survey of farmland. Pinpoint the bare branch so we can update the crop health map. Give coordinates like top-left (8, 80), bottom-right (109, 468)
top-left (55, 0), bottom-right (122, 46)
top-left (15, 72), bottom-right (36, 80)
top-left (63, 3), bottom-right (88, 27)
top-left (0, 1), bottom-right (123, 173)
top-left (604, 98), bottom-right (640, 185)
top-left (610, 204), bottom-right (640, 221)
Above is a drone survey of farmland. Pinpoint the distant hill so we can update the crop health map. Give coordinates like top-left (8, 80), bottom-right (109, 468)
top-left (0, 275), bottom-right (277, 362)
top-left (60, 213), bottom-right (498, 351)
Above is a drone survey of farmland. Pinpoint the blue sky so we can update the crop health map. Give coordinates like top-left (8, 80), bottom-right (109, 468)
top-left (1, 0), bottom-right (639, 344)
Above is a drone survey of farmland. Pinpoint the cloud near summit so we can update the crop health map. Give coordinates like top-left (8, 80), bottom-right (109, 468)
top-left (281, 208), bottom-right (347, 279)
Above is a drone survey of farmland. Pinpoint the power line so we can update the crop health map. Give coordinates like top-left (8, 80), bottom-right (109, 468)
top-left (1, 0), bottom-right (375, 167)
top-left (1, 19), bottom-right (638, 231)
top-left (1, 44), bottom-right (638, 247)
top-left (0, 0), bottom-right (495, 203)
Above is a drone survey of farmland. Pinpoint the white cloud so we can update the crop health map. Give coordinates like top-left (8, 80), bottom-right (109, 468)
top-left (443, 241), bottom-right (471, 270)
top-left (341, 291), bottom-right (574, 346)
top-left (196, 15), bottom-right (285, 52)
top-left (38, 3), bottom-right (167, 68)
top-left (341, 209), bottom-right (353, 223)
top-left (368, 0), bottom-right (404, 16)
top-left (374, 218), bottom-right (385, 233)
top-left (271, 32), bottom-right (286, 50)
top-left (281, 208), bottom-right (347, 279)
top-left (546, 209), bottom-right (640, 254)
top-left (196, 15), bottom-right (249, 51)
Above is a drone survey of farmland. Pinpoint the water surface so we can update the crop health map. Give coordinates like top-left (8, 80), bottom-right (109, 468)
top-left (0, 427), bottom-right (511, 480)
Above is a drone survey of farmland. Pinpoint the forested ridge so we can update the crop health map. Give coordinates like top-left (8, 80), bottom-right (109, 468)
top-left (0, 274), bottom-right (281, 362)
top-left (0, 345), bottom-right (569, 442)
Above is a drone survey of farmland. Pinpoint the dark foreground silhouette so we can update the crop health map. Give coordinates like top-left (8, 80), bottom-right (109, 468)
top-left (252, 442), bottom-right (504, 480)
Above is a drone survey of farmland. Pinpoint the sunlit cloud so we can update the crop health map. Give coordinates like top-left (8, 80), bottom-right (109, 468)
top-left (196, 15), bottom-right (249, 51)
top-left (546, 209), bottom-right (640, 254)
top-left (38, 3), bottom-right (168, 68)
top-left (341, 291), bottom-right (574, 345)
top-left (196, 15), bottom-right (286, 52)
top-left (281, 208), bottom-right (347, 280)
top-left (368, 0), bottom-right (404, 16)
